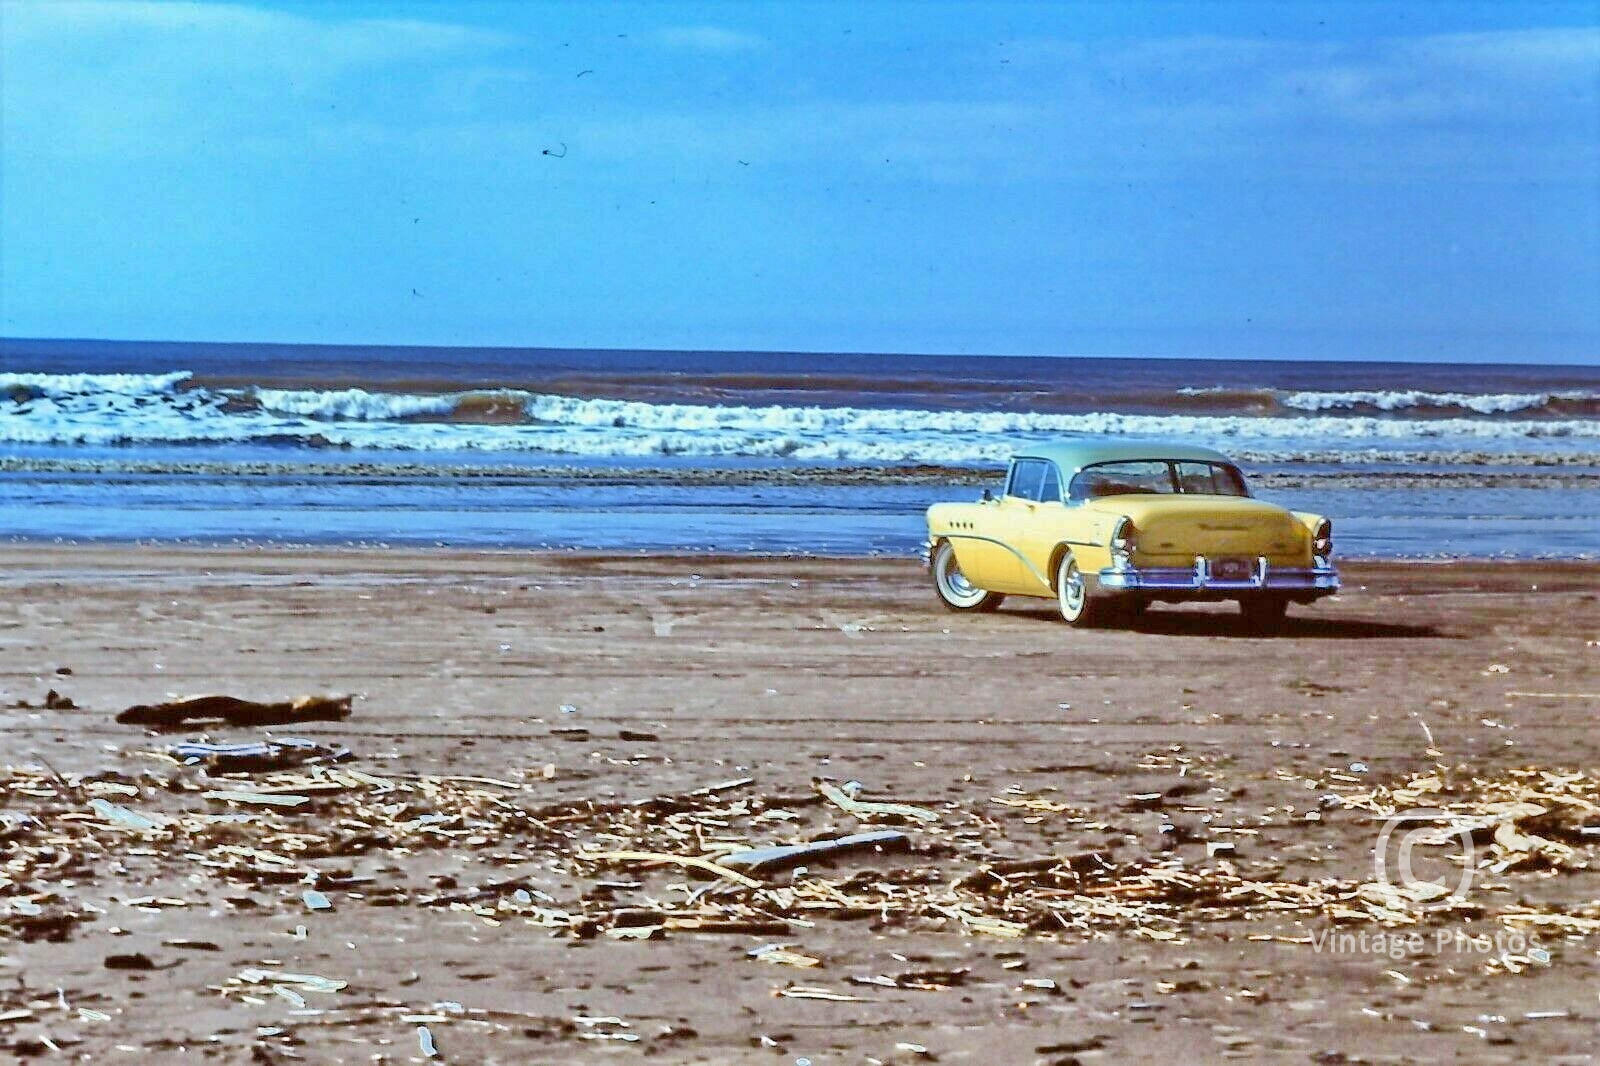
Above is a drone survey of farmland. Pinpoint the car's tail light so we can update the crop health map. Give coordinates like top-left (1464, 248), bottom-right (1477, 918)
top-left (1111, 517), bottom-right (1136, 565)
top-left (1313, 518), bottom-right (1333, 560)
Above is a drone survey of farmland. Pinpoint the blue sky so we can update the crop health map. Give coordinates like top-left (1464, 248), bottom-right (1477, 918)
top-left (1, 1), bottom-right (1596, 362)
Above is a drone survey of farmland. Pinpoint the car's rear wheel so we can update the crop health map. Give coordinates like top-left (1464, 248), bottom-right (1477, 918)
top-left (1238, 595), bottom-right (1290, 632)
top-left (1056, 552), bottom-right (1111, 627)
top-left (932, 541), bottom-right (1004, 612)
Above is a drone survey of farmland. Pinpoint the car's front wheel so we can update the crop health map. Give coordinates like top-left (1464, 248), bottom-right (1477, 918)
top-left (1056, 551), bottom-right (1112, 627)
top-left (932, 541), bottom-right (1004, 612)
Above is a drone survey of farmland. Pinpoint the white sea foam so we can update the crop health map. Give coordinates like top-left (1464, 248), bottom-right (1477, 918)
top-left (3, 372), bottom-right (1597, 463)
top-left (1, 371), bottom-right (194, 397)
top-left (1281, 389), bottom-right (1586, 415)
top-left (249, 387), bottom-right (458, 420)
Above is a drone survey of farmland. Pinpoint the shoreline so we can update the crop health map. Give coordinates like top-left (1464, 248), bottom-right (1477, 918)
top-left (3, 542), bottom-right (1599, 586)
top-left (6, 453), bottom-right (1600, 484)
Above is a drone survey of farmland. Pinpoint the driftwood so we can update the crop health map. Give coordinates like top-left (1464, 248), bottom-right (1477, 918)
top-left (721, 830), bottom-right (910, 872)
top-left (817, 782), bottom-right (940, 824)
top-left (116, 694), bottom-right (352, 728)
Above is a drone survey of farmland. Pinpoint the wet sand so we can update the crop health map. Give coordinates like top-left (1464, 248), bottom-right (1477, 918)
top-left (2, 547), bottom-right (1598, 1063)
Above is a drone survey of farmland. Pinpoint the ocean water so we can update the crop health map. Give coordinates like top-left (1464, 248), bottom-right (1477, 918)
top-left (3, 338), bottom-right (1597, 557)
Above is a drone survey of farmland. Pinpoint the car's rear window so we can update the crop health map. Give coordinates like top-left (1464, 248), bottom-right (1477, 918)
top-left (1068, 460), bottom-right (1249, 501)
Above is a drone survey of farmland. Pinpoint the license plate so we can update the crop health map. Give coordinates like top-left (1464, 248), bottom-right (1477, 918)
top-left (1212, 558), bottom-right (1251, 580)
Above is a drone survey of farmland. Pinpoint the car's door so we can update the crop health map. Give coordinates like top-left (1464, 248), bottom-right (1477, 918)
top-left (953, 457), bottom-right (1056, 589)
top-left (947, 457), bottom-right (1024, 589)
top-left (1006, 459), bottom-right (1070, 595)
top-left (972, 454), bottom-right (1049, 589)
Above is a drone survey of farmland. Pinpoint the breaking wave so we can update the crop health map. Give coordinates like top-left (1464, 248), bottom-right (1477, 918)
top-left (1177, 386), bottom-right (1598, 418)
top-left (2, 371), bottom-right (1598, 464)
top-left (1280, 388), bottom-right (1597, 416)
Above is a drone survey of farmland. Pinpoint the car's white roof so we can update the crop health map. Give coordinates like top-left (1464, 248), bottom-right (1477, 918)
top-left (1012, 439), bottom-right (1234, 475)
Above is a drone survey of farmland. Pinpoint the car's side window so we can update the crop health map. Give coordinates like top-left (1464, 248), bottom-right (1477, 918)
top-left (1007, 459), bottom-right (1045, 501)
top-left (1037, 462), bottom-right (1062, 503)
top-left (1004, 461), bottom-right (1024, 499)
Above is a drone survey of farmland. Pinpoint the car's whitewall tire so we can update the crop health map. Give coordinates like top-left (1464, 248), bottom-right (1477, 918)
top-left (932, 541), bottom-right (1004, 612)
top-left (1056, 551), bottom-right (1108, 627)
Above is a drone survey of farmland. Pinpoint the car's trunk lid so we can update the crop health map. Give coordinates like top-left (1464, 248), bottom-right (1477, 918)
top-left (1086, 496), bottom-right (1306, 564)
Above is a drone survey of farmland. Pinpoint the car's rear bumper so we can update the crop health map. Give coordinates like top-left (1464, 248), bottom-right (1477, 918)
top-left (1098, 556), bottom-right (1339, 594)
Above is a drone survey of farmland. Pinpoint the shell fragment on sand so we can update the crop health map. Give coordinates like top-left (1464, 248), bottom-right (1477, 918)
top-left (88, 799), bottom-right (165, 832)
top-left (777, 985), bottom-right (870, 1002)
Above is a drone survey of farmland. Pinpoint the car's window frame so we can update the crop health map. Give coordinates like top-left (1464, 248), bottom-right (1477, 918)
top-left (1006, 458), bottom-right (1065, 503)
top-left (1067, 459), bottom-right (1251, 502)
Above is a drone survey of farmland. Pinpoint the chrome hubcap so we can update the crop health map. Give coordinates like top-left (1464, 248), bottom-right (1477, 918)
top-left (936, 546), bottom-right (983, 605)
top-left (1061, 562), bottom-right (1084, 616)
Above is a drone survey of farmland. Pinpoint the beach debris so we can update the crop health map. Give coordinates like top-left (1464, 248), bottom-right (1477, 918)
top-left (748, 943), bottom-right (822, 968)
top-left (225, 967), bottom-right (347, 998)
top-left (852, 969), bottom-right (969, 991)
top-left (169, 738), bottom-right (350, 772)
top-left (573, 1015), bottom-right (639, 1042)
top-left (721, 830), bottom-right (911, 873)
top-left (419, 1025), bottom-right (439, 1058)
top-left (5, 751), bottom-right (1600, 1002)
top-left (1333, 765), bottom-right (1600, 875)
top-left (581, 849), bottom-right (763, 889)
top-left (777, 985), bottom-right (869, 1002)
top-left (88, 798), bottom-right (165, 832)
top-left (203, 790), bottom-right (312, 808)
top-left (116, 693), bottom-right (352, 729)
top-left (1506, 691), bottom-right (1600, 700)
top-left (605, 923), bottom-right (663, 940)
top-left (818, 781), bottom-right (940, 824)
top-left (103, 953), bottom-right (154, 970)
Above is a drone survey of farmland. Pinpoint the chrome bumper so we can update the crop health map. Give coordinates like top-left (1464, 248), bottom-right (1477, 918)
top-left (1098, 556), bottom-right (1340, 593)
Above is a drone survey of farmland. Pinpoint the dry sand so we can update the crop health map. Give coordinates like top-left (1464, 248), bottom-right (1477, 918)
top-left (2, 547), bottom-right (1598, 1064)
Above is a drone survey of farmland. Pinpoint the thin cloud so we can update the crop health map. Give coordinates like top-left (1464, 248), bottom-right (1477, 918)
top-left (1004, 26), bottom-right (1599, 123)
top-left (1, 0), bottom-right (516, 158)
top-left (2, 0), bottom-right (514, 59)
top-left (655, 25), bottom-right (765, 52)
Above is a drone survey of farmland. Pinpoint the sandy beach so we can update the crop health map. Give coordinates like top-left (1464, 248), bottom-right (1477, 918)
top-left (2, 547), bottom-right (1598, 1063)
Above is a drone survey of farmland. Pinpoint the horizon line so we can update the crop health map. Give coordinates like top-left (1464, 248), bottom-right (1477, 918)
top-left (3, 335), bottom-right (1595, 370)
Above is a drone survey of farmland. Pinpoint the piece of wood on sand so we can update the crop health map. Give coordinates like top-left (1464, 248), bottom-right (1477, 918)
top-left (115, 694), bottom-right (353, 728)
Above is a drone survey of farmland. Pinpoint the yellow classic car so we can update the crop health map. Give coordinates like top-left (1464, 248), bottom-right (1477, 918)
top-left (924, 440), bottom-right (1338, 629)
